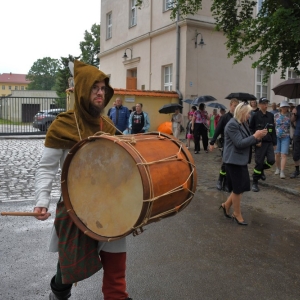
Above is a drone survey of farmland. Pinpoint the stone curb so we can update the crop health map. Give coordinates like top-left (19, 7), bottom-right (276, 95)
top-left (259, 181), bottom-right (300, 197)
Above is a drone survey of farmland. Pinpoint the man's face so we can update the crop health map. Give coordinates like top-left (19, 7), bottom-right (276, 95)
top-left (89, 81), bottom-right (106, 117)
top-left (90, 81), bottom-right (106, 109)
top-left (135, 104), bottom-right (142, 112)
top-left (259, 102), bottom-right (268, 112)
top-left (230, 102), bottom-right (238, 113)
top-left (289, 104), bottom-right (295, 111)
top-left (116, 98), bottom-right (122, 107)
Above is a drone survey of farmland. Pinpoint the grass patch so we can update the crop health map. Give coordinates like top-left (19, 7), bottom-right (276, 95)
top-left (0, 119), bottom-right (29, 125)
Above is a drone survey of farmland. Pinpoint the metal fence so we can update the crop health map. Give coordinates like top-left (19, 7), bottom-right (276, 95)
top-left (0, 97), bottom-right (66, 136)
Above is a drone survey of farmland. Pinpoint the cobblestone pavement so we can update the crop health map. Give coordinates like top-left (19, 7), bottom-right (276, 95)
top-left (0, 138), bottom-right (60, 203)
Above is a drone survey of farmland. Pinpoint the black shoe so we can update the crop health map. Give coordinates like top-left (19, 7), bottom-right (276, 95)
top-left (223, 184), bottom-right (230, 193)
top-left (252, 182), bottom-right (259, 192)
top-left (50, 276), bottom-right (72, 300)
top-left (261, 171), bottom-right (266, 181)
top-left (290, 170), bottom-right (300, 178)
top-left (49, 292), bottom-right (59, 300)
top-left (219, 204), bottom-right (231, 219)
top-left (49, 291), bottom-right (71, 300)
top-left (216, 180), bottom-right (223, 190)
top-left (232, 215), bottom-right (248, 226)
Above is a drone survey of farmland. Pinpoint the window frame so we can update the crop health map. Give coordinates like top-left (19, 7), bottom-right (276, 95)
top-left (256, 67), bottom-right (268, 100)
top-left (130, 0), bottom-right (137, 28)
top-left (163, 0), bottom-right (173, 12)
top-left (287, 69), bottom-right (298, 79)
top-left (163, 65), bottom-right (173, 91)
top-left (106, 12), bottom-right (112, 39)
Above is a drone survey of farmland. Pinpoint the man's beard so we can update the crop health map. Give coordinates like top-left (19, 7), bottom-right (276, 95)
top-left (89, 103), bottom-right (104, 118)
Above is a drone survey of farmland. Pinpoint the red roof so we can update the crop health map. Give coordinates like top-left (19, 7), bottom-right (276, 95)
top-left (66, 87), bottom-right (179, 98)
top-left (114, 88), bottom-right (178, 98)
top-left (0, 73), bottom-right (31, 84)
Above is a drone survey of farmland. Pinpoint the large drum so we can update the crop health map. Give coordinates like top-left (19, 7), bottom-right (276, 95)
top-left (61, 132), bottom-right (197, 241)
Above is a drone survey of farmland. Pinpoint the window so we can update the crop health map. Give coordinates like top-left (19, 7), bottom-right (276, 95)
top-left (288, 70), bottom-right (298, 79)
top-left (130, 0), bottom-right (137, 27)
top-left (2, 85), bottom-right (5, 90)
top-left (163, 0), bottom-right (173, 12)
top-left (106, 12), bottom-right (112, 39)
top-left (163, 65), bottom-right (172, 91)
top-left (9, 86), bottom-right (11, 90)
top-left (21, 86), bottom-right (24, 90)
top-left (257, 0), bottom-right (264, 12)
top-left (256, 67), bottom-right (268, 99)
top-left (15, 86), bottom-right (18, 90)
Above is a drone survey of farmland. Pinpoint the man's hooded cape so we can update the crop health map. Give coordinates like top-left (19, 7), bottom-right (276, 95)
top-left (45, 60), bottom-right (116, 284)
top-left (45, 60), bottom-right (115, 149)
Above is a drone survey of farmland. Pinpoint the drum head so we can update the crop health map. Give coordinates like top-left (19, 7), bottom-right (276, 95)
top-left (67, 138), bottom-right (143, 238)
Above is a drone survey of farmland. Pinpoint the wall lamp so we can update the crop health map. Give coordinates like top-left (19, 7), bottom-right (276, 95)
top-left (194, 31), bottom-right (206, 48)
top-left (122, 48), bottom-right (132, 59)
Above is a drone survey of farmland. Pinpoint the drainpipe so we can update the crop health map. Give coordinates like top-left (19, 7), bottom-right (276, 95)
top-left (175, 6), bottom-right (182, 103)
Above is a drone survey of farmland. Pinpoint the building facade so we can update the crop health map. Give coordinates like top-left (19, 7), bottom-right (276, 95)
top-left (99, 0), bottom-right (298, 120)
top-left (0, 73), bottom-right (30, 97)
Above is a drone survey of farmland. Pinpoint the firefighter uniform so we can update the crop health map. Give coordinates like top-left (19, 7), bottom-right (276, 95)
top-left (249, 98), bottom-right (277, 192)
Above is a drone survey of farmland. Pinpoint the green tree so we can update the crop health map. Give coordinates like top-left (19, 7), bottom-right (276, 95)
top-left (54, 55), bottom-right (79, 99)
top-left (136, 0), bottom-right (300, 82)
top-left (26, 57), bottom-right (60, 90)
top-left (79, 23), bottom-right (100, 67)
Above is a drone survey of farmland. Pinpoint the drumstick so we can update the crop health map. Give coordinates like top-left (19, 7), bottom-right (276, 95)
top-left (1, 212), bottom-right (51, 217)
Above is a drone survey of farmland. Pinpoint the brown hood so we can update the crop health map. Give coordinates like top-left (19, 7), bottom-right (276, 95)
top-left (45, 60), bottom-right (115, 149)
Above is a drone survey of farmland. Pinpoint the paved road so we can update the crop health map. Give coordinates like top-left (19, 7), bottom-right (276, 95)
top-left (0, 137), bottom-right (300, 300)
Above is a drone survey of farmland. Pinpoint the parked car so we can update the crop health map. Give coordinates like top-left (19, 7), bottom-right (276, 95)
top-left (32, 108), bottom-right (65, 131)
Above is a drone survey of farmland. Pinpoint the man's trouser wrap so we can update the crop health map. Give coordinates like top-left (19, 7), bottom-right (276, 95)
top-left (253, 142), bottom-right (275, 181)
top-left (52, 252), bottom-right (128, 300)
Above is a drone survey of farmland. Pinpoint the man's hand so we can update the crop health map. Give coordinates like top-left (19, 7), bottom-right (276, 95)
top-left (33, 207), bottom-right (51, 221)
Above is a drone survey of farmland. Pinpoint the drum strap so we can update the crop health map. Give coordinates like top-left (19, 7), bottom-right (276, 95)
top-left (74, 113), bottom-right (82, 141)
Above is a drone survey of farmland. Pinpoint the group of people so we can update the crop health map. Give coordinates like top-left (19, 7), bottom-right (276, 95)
top-left (107, 97), bottom-right (150, 135)
top-left (209, 96), bottom-right (300, 225)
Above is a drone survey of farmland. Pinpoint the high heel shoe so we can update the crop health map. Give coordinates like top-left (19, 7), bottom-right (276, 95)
top-left (219, 204), bottom-right (231, 219)
top-left (232, 214), bottom-right (248, 226)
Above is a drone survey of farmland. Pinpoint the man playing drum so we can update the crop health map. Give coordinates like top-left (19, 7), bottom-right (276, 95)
top-left (33, 60), bottom-right (132, 300)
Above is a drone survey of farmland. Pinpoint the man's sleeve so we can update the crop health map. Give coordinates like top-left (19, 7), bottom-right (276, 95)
top-left (249, 114), bottom-right (256, 134)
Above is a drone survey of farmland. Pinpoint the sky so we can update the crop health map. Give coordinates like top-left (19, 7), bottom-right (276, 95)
top-left (0, 0), bottom-right (101, 74)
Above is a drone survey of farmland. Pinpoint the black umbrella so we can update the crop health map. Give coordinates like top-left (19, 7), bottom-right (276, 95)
top-left (272, 78), bottom-right (300, 99)
top-left (183, 99), bottom-right (194, 104)
top-left (191, 95), bottom-right (216, 106)
top-left (159, 103), bottom-right (182, 114)
top-left (225, 92), bottom-right (256, 101)
top-left (207, 102), bottom-right (227, 110)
